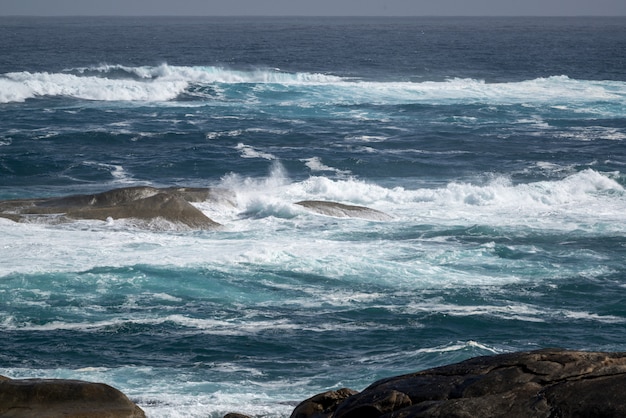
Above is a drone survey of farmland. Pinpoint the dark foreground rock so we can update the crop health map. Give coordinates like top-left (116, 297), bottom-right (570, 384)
top-left (0, 186), bottom-right (229, 229)
top-left (295, 200), bottom-right (391, 221)
top-left (289, 349), bottom-right (626, 418)
top-left (0, 376), bottom-right (145, 417)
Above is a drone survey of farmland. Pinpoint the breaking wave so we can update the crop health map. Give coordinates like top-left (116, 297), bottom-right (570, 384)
top-left (2, 64), bottom-right (625, 111)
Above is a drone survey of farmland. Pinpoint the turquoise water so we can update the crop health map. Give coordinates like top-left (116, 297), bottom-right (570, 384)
top-left (1, 17), bottom-right (626, 417)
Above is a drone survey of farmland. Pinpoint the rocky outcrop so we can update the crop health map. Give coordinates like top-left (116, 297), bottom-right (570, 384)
top-left (0, 186), bottom-right (393, 229)
top-left (0, 376), bottom-right (145, 417)
top-left (295, 200), bottom-right (391, 221)
top-left (289, 349), bottom-right (626, 418)
top-left (0, 186), bottom-right (227, 229)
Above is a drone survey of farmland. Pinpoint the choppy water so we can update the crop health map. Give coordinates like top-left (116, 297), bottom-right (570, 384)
top-left (1, 16), bottom-right (626, 417)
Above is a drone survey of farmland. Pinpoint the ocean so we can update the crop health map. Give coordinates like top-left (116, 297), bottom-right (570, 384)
top-left (1, 16), bottom-right (625, 417)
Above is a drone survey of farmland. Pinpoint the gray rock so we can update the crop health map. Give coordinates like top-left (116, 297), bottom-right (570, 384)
top-left (0, 376), bottom-right (145, 417)
top-left (292, 349), bottom-right (626, 418)
top-left (0, 186), bottom-right (224, 229)
top-left (295, 200), bottom-right (391, 221)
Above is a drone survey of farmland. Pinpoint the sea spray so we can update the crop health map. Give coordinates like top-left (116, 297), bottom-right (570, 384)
top-left (1, 16), bottom-right (626, 418)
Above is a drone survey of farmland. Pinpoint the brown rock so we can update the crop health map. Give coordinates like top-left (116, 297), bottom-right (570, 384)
top-left (0, 186), bottom-right (224, 229)
top-left (164, 186), bottom-right (236, 205)
top-left (0, 376), bottom-right (145, 417)
top-left (295, 200), bottom-right (391, 221)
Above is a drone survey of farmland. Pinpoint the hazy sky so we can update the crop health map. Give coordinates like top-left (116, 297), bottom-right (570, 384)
top-left (1, 0), bottom-right (625, 16)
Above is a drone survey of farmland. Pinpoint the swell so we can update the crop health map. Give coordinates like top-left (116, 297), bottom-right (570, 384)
top-left (2, 64), bottom-right (625, 111)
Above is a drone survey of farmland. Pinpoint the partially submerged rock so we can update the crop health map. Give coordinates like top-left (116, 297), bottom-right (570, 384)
top-left (0, 187), bottom-right (394, 229)
top-left (0, 186), bottom-right (225, 229)
top-left (295, 200), bottom-right (391, 221)
top-left (290, 349), bottom-right (626, 418)
top-left (0, 376), bottom-right (145, 417)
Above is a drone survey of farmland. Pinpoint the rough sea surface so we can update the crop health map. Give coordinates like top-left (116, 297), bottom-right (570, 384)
top-left (1, 17), bottom-right (626, 417)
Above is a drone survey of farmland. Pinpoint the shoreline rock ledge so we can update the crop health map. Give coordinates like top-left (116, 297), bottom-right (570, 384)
top-left (284, 349), bottom-right (626, 418)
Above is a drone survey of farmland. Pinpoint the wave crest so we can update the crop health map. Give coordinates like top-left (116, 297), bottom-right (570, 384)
top-left (2, 64), bottom-right (625, 106)
top-left (0, 64), bottom-right (343, 103)
top-left (0, 69), bottom-right (188, 103)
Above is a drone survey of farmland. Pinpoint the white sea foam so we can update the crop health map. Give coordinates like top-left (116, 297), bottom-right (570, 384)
top-left (2, 66), bottom-right (625, 116)
top-left (533, 161), bottom-right (576, 175)
top-left (553, 126), bottom-right (626, 141)
top-left (1, 168), bottom-right (624, 280)
top-left (459, 303), bottom-right (546, 322)
top-left (235, 143), bottom-right (276, 160)
top-left (301, 157), bottom-right (351, 175)
top-left (105, 63), bottom-right (344, 84)
top-left (561, 310), bottom-right (624, 323)
top-left (1, 312), bottom-right (387, 335)
top-left (402, 299), bottom-right (625, 324)
top-left (0, 64), bottom-right (342, 103)
top-left (0, 78), bottom-right (33, 103)
top-left (412, 341), bottom-right (501, 355)
top-left (354, 340), bottom-right (504, 369)
top-left (311, 75), bottom-right (626, 110)
top-left (206, 130), bottom-right (244, 140)
top-left (81, 161), bottom-right (136, 184)
top-left (344, 135), bottom-right (388, 142)
top-left (151, 293), bottom-right (183, 303)
top-left (0, 70), bottom-right (187, 103)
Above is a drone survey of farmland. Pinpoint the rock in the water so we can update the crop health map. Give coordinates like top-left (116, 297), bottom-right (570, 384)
top-left (0, 376), bottom-right (145, 417)
top-left (0, 186), bottom-right (224, 229)
top-left (291, 349), bottom-right (626, 418)
top-left (295, 200), bottom-right (391, 221)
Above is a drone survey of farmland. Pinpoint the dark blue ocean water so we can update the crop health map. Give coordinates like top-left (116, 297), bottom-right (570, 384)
top-left (1, 17), bottom-right (626, 417)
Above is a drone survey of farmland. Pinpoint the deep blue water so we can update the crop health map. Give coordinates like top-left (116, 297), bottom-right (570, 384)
top-left (1, 17), bottom-right (626, 417)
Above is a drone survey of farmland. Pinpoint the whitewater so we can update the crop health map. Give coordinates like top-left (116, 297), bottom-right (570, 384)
top-left (2, 64), bottom-right (625, 106)
top-left (1, 16), bottom-right (626, 417)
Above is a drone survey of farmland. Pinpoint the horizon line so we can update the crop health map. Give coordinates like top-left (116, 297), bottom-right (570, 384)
top-left (1, 14), bottom-right (625, 18)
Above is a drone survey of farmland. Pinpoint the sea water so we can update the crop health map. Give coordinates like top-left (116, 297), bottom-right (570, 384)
top-left (1, 16), bottom-right (626, 417)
